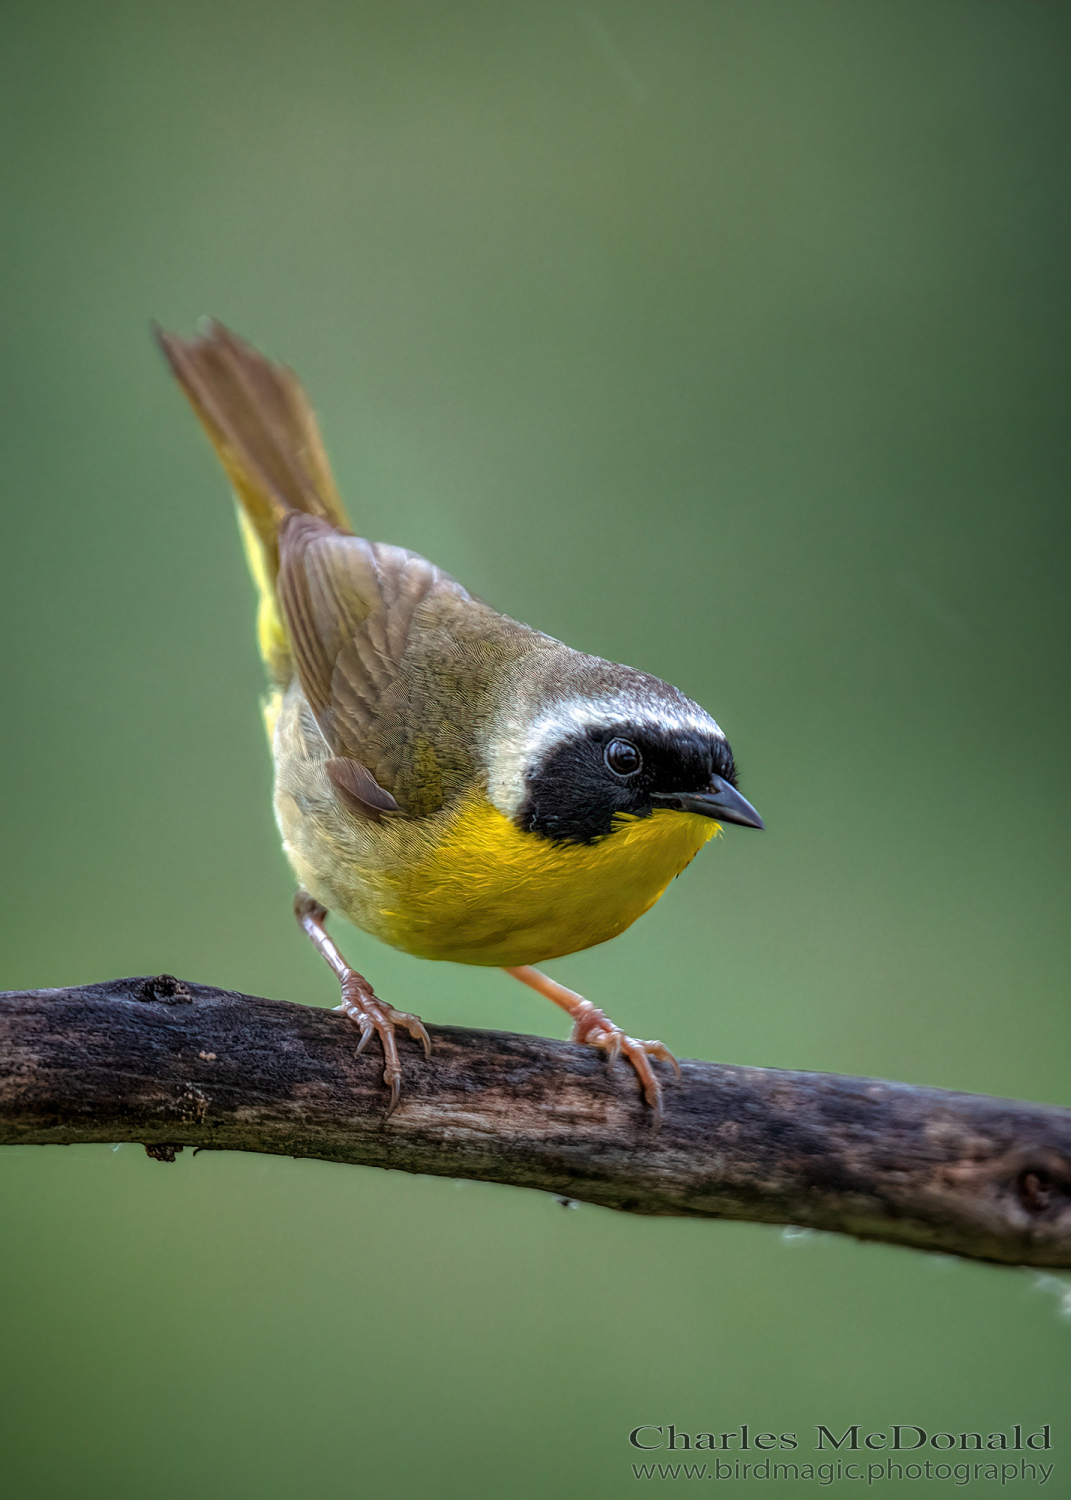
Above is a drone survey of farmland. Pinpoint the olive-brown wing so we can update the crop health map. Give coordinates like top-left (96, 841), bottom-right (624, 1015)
top-left (277, 512), bottom-right (470, 772)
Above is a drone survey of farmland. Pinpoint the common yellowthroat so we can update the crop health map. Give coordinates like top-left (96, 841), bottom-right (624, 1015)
top-left (158, 321), bottom-right (762, 1112)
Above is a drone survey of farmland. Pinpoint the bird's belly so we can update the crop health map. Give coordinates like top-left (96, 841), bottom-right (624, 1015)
top-left (379, 793), bottom-right (717, 967)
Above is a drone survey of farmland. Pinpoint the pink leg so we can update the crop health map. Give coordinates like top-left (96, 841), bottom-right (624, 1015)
top-left (295, 890), bottom-right (430, 1115)
top-left (504, 965), bottom-right (680, 1111)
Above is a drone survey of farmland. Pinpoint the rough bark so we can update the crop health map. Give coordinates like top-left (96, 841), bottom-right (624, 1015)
top-left (2, 976), bottom-right (1069, 1268)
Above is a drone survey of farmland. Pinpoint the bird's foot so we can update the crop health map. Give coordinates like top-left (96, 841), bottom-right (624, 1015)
top-left (568, 1000), bottom-right (680, 1111)
top-left (503, 965), bottom-right (678, 1112)
top-left (334, 976), bottom-right (432, 1116)
top-left (294, 888), bottom-right (430, 1114)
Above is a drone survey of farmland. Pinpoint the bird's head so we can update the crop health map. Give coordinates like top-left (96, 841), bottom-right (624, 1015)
top-left (486, 669), bottom-right (763, 845)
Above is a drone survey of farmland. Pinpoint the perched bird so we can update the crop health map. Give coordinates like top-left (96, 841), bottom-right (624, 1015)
top-left (158, 322), bottom-right (762, 1112)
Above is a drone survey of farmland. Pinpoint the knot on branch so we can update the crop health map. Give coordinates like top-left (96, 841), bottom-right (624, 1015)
top-left (135, 974), bottom-right (193, 1005)
top-left (143, 1143), bottom-right (184, 1162)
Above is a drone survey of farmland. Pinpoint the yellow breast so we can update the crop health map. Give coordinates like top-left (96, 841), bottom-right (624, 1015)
top-left (378, 791), bottom-right (718, 967)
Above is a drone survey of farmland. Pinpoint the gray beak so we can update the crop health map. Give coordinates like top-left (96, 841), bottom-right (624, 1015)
top-left (650, 774), bottom-right (764, 829)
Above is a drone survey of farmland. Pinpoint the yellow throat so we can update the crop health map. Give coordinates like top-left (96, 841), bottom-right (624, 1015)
top-left (379, 791), bottom-right (719, 967)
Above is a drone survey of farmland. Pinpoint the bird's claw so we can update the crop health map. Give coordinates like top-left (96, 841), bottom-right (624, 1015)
top-left (399, 1012), bottom-right (433, 1059)
top-left (569, 1001), bottom-right (679, 1111)
top-left (334, 980), bottom-right (431, 1112)
top-left (386, 1070), bottom-right (401, 1119)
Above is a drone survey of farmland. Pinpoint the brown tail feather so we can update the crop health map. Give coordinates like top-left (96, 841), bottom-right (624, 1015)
top-left (156, 320), bottom-right (352, 579)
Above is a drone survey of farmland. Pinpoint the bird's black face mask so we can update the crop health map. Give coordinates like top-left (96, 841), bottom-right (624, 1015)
top-left (519, 724), bottom-right (762, 845)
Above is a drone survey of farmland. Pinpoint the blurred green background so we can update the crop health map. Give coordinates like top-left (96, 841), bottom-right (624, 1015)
top-left (1, 2), bottom-right (1068, 1496)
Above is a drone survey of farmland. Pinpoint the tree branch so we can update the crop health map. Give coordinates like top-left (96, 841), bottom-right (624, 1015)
top-left (2, 976), bottom-right (1069, 1268)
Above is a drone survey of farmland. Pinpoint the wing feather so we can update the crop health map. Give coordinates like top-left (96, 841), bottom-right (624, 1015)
top-left (277, 513), bottom-right (471, 765)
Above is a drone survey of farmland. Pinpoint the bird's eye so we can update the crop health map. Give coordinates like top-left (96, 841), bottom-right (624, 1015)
top-left (605, 739), bottom-right (642, 776)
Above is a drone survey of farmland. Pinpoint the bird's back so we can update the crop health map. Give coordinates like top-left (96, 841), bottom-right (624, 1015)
top-left (159, 321), bottom-right (542, 803)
